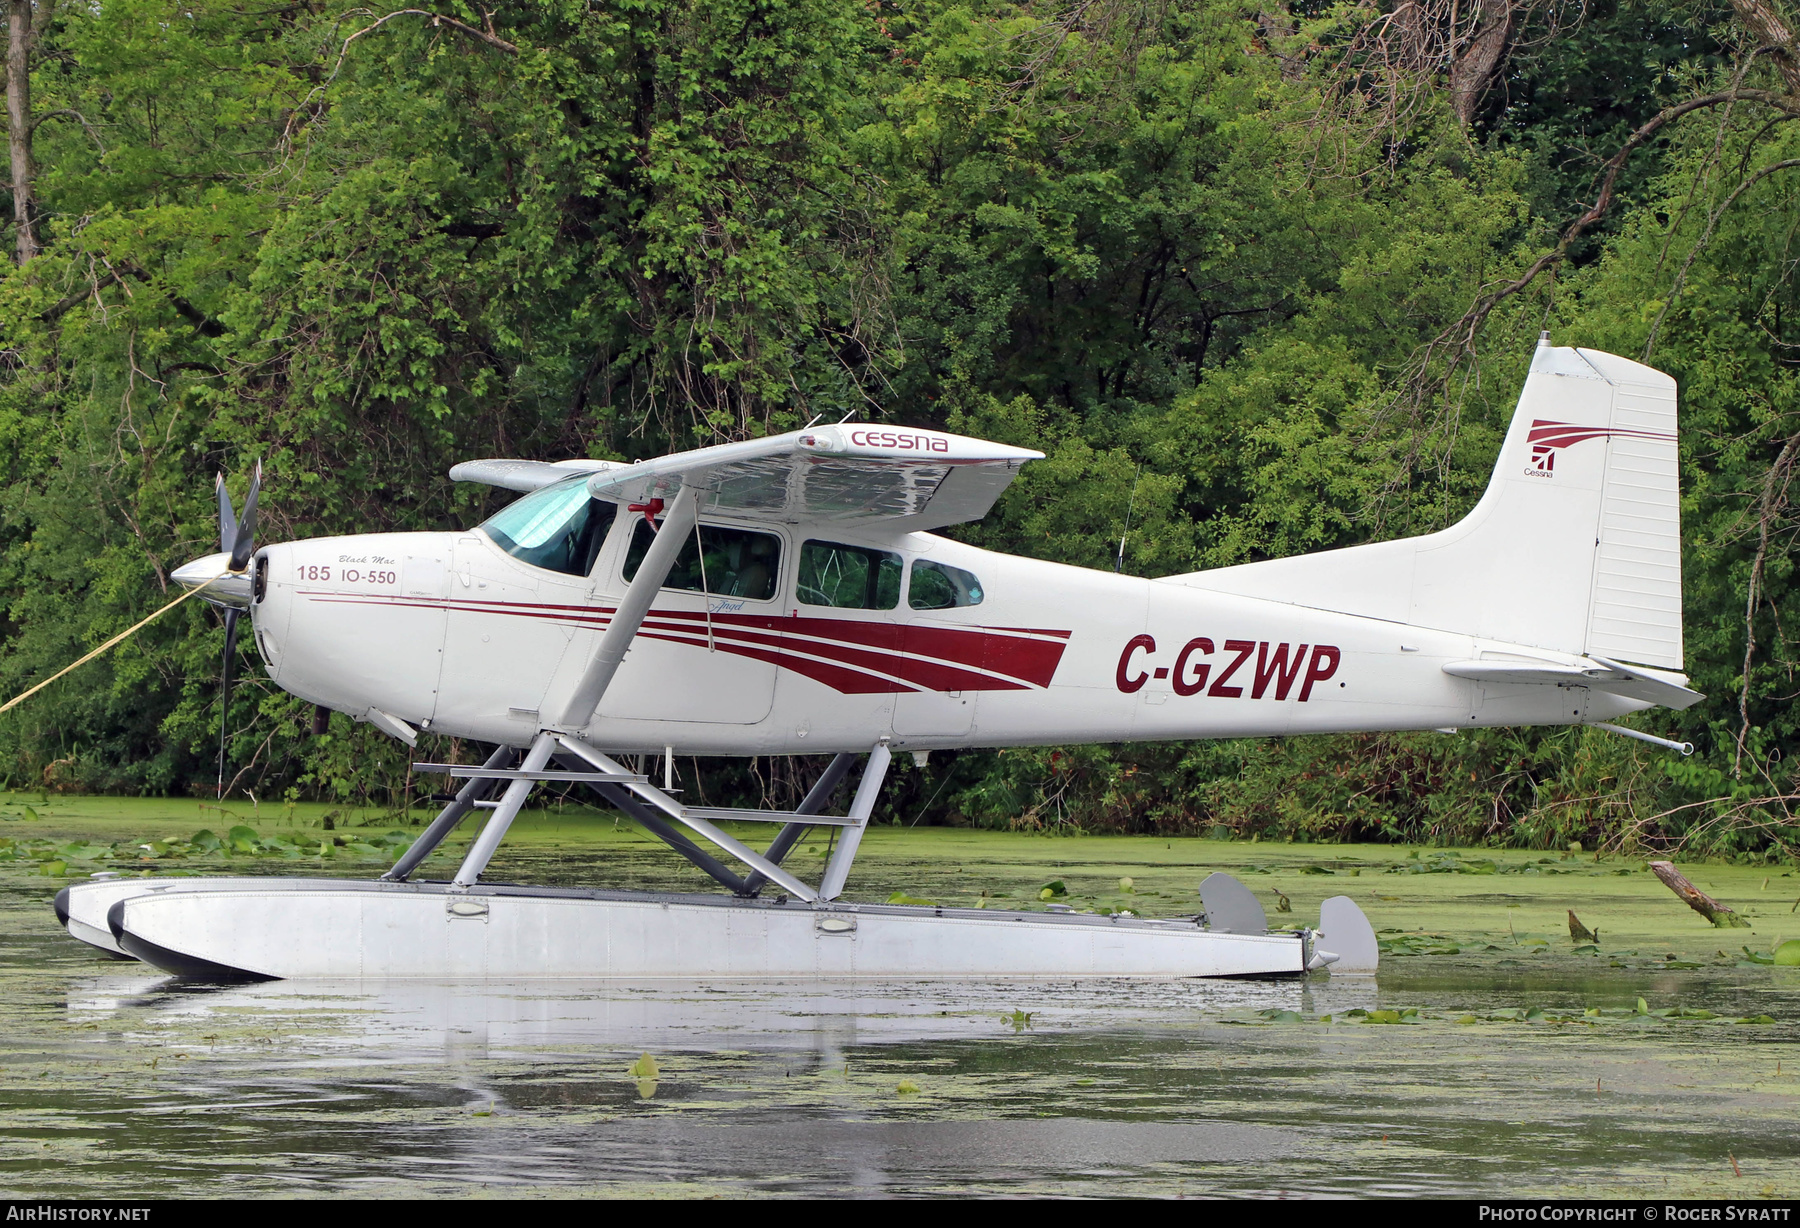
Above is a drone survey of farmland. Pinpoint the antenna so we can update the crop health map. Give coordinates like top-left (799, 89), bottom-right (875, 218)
top-left (836, 409), bottom-right (856, 424)
top-left (802, 414), bottom-right (823, 429)
top-left (1115, 464), bottom-right (1142, 574)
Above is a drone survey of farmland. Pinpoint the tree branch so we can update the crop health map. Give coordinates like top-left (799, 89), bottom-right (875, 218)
top-left (1649, 860), bottom-right (1752, 927)
top-left (1645, 156), bottom-right (1800, 357)
top-left (340, 8), bottom-right (518, 60)
top-left (29, 107), bottom-right (105, 152)
top-left (1736, 430), bottom-right (1800, 776)
top-left (1444, 88), bottom-right (1793, 349)
top-left (37, 261), bottom-right (226, 336)
top-left (38, 270), bottom-right (121, 322)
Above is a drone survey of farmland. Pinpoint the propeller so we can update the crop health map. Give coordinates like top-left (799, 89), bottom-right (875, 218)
top-left (214, 463), bottom-right (260, 799)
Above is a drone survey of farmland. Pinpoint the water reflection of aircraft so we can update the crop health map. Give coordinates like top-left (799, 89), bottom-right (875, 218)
top-left (59, 340), bottom-right (1697, 980)
top-left (63, 976), bottom-right (1332, 1052)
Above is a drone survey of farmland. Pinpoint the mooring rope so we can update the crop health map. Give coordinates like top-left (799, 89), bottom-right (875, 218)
top-left (0, 574), bottom-right (227, 715)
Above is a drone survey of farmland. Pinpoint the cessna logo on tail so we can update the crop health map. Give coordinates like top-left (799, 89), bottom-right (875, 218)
top-left (1526, 419), bottom-right (1675, 478)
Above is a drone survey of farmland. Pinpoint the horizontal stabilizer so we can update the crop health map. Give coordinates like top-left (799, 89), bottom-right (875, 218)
top-left (1442, 656), bottom-right (1703, 710)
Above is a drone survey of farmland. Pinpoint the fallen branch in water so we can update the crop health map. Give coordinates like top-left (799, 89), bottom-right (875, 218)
top-left (1568, 910), bottom-right (1597, 943)
top-left (1648, 861), bottom-right (1751, 928)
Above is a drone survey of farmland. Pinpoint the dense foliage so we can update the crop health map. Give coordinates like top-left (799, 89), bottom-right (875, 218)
top-left (2, 0), bottom-right (1798, 857)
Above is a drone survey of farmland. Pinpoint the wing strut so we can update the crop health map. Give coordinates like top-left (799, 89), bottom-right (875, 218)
top-left (556, 483), bottom-right (700, 730)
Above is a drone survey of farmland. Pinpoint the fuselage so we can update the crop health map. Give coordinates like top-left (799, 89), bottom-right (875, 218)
top-left (244, 497), bottom-right (1651, 755)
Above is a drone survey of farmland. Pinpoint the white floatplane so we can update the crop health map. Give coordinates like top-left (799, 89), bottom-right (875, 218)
top-left (56, 338), bottom-right (1700, 980)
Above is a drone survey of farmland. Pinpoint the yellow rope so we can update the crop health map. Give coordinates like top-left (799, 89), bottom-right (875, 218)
top-left (0, 574), bottom-right (228, 715)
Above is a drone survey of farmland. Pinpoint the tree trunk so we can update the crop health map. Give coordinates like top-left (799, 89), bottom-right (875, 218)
top-left (1648, 860), bottom-right (1751, 928)
top-left (1731, 0), bottom-right (1800, 96)
top-left (6, 0), bottom-right (35, 264)
top-left (1448, 0), bottom-right (1517, 126)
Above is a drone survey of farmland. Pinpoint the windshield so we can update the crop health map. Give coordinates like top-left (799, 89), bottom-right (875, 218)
top-left (479, 478), bottom-right (618, 577)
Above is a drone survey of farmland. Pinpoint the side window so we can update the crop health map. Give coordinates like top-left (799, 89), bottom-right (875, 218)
top-left (623, 520), bottom-right (782, 601)
top-left (797, 541), bottom-right (902, 610)
top-left (479, 479), bottom-right (618, 577)
top-left (908, 559), bottom-right (984, 610)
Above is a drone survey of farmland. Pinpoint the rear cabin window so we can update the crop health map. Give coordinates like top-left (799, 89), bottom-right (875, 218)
top-left (480, 478), bottom-right (618, 577)
top-left (623, 520), bottom-right (782, 601)
top-left (908, 559), bottom-right (984, 610)
top-left (797, 541), bottom-right (902, 610)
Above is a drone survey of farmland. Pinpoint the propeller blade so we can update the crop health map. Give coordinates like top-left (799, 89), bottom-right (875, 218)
top-left (229, 460), bottom-right (261, 572)
top-left (216, 607), bottom-right (240, 799)
top-left (215, 472), bottom-right (237, 556)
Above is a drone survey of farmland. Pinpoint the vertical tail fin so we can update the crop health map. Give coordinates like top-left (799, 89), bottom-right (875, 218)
top-left (1166, 338), bottom-right (1684, 669)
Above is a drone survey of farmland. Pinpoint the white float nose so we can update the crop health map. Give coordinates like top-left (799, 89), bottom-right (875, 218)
top-left (171, 551), bottom-right (252, 608)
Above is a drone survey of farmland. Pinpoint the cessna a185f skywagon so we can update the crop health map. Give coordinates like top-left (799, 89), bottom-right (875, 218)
top-left (57, 338), bottom-right (1701, 980)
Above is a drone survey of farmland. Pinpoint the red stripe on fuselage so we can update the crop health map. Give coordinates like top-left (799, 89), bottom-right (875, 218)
top-left (637, 631), bottom-right (914, 694)
top-left (640, 616), bottom-right (1028, 692)
top-left (298, 591), bottom-right (1069, 693)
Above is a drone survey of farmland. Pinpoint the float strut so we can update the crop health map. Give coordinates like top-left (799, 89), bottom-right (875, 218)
top-left (382, 743), bottom-right (512, 881)
top-left (451, 732), bottom-right (558, 887)
top-left (555, 753), bottom-right (751, 895)
top-left (742, 752), bottom-right (857, 895)
top-left (818, 741), bottom-right (892, 902)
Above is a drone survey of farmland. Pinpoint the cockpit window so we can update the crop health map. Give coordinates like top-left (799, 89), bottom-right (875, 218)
top-left (623, 520), bottom-right (781, 601)
top-left (479, 477), bottom-right (618, 577)
top-left (908, 558), bottom-right (984, 609)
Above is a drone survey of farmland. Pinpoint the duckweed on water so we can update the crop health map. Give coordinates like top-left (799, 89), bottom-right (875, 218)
top-left (1236, 1003), bottom-right (1779, 1028)
top-left (1, 798), bottom-right (1796, 1196)
top-left (0, 826), bottom-right (415, 875)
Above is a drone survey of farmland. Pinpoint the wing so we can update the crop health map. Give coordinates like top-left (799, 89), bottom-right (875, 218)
top-left (581, 424), bottom-right (1043, 531)
top-left (449, 458), bottom-right (626, 493)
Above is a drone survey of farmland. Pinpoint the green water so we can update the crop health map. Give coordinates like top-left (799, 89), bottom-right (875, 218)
top-left (1, 801), bottom-right (1797, 1197)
